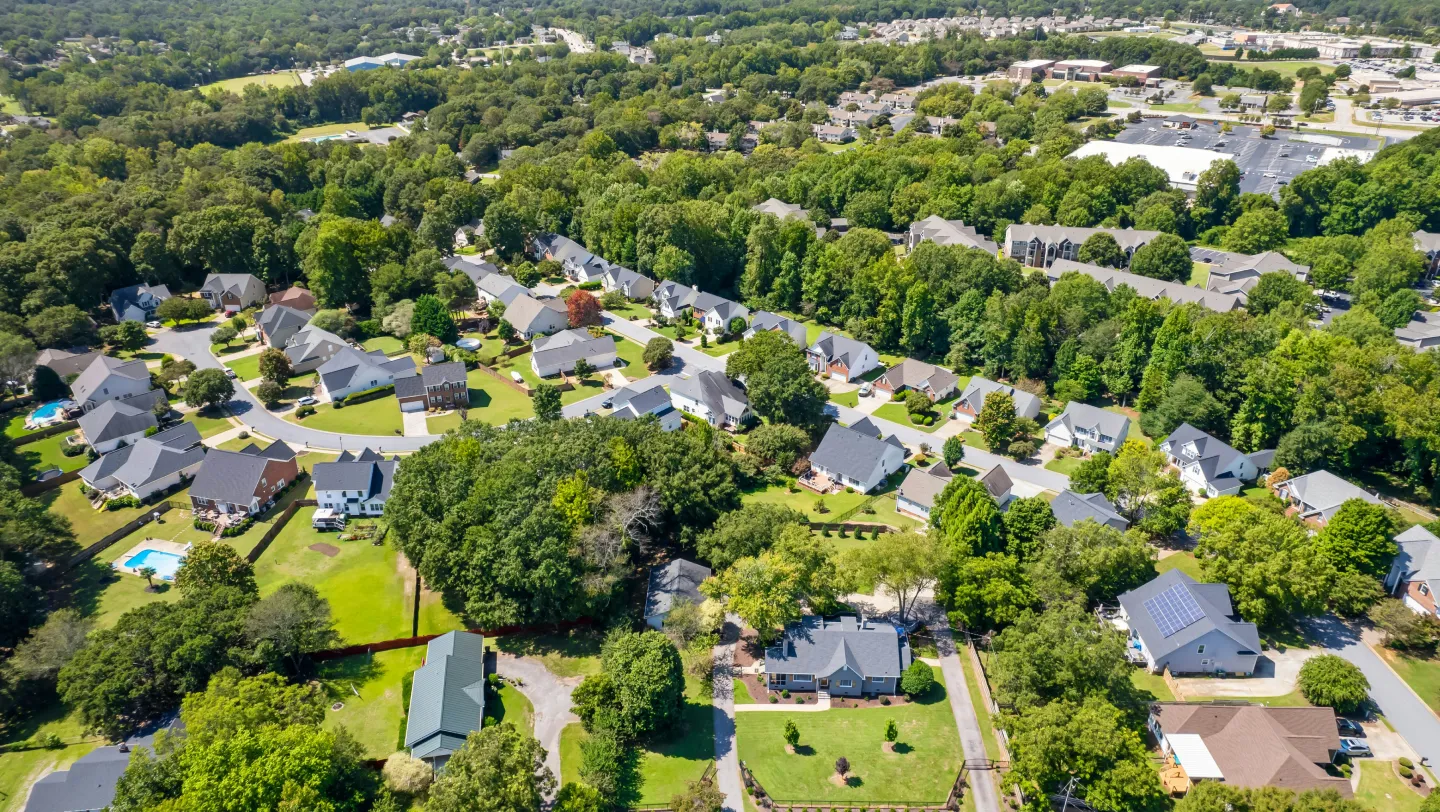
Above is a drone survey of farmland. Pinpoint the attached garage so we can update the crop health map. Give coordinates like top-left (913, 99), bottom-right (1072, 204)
top-left (399, 398), bottom-right (425, 412)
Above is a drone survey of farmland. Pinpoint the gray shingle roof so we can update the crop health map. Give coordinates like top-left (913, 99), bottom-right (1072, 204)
top-left (79, 423), bottom-right (203, 491)
top-left (532, 329), bottom-right (615, 370)
top-left (895, 464), bottom-right (954, 512)
top-left (1046, 401), bottom-right (1131, 443)
top-left (317, 348), bottom-right (415, 394)
top-left (878, 359), bottom-right (959, 395)
top-left (405, 632), bottom-right (487, 761)
top-left (1117, 570), bottom-right (1260, 662)
top-left (257, 305), bottom-right (313, 346)
top-left (1279, 470), bottom-right (1381, 514)
top-left (808, 423), bottom-right (904, 483)
top-left (1160, 423), bottom-right (1247, 490)
top-left (752, 198), bottom-right (808, 220)
top-left (1007, 223), bottom-right (1161, 251)
top-left (1051, 489), bottom-right (1129, 530)
top-left (1047, 258), bottom-right (1245, 312)
top-left (746, 311), bottom-right (808, 348)
top-left (808, 332), bottom-right (875, 368)
top-left (36, 348), bottom-right (102, 379)
top-left (956, 376), bottom-right (1043, 420)
top-left (765, 616), bottom-right (911, 679)
top-left (201, 273), bottom-right (265, 303)
top-left (189, 446), bottom-right (276, 506)
top-left (77, 399), bottom-right (157, 444)
top-left (1394, 525), bottom-right (1440, 594)
top-left (312, 453), bottom-right (397, 500)
top-left (109, 283), bottom-right (171, 320)
top-left (504, 294), bottom-right (567, 333)
top-left (645, 559), bottom-right (712, 619)
top-left (907, 215), bottom-right (998, 254)
top-left (610, 381), bottom-right (673, 416)
top-left (71, 356), bottom-right (151, 405)
top-left (284, 326), bottom-right (348, 368)
top-left (669, 370), bottom-right (748, 420)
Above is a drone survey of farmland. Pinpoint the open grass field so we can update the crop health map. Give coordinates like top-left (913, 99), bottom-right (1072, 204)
top-left (1155, 551), bottom-right (1205, 582)
top-left (559, 677), bottom-right (714, 805)
top-left (0, 94), bottom-right (23, 115)
top-left (37, 480), bottom-right (160, 544)
top-left (742, 482), bottom-right (871, 523)
top-left (285, 121), bottom-right (370, 142)
top-left (735, 677), bottom-right (963, 804)
top-left (1189, 262), bottom-right (1211, 288)
top-left (199, 73), bottom-right (302, 94)
top-left (222, 353), bottom-right (263, 382)
top-left (1150, 102), bottom-right (1207, 114)
top-left (1355, 761), bottom-right (1427, 812)
top-left (290, 394), bottom-right (405, 437)
top-left (0, 703), bottom-right (103, 812)
top-left (13, 432), bottom-right (89, 481)
top-left (318, 646), bottom-right (426, 758)
top-left (1208, 59), bottom-right (1327, 78)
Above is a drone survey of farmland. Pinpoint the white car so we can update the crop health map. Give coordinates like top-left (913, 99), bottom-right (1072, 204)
top-left (1306, 155), bottom-right (1319, 162)
top-left (1263, 172), bottom-right (1277, 179)
top-left (146, 321), bottom-right (162, 329)
top-left (296, 396), bottom-right (318, 406)
top-left (858, 382), bottom-right (873, 397)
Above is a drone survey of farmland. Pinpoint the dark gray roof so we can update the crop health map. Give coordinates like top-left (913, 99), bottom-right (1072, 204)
top-left (1047, 258), bottom-right (1245, 312)
top-left (189, 448), bottom-right (274, 505)
top-left (77, 399), bottom-right (157, 444)
top-left (71, 356), bottom-right (151, 405)
top-left (878, 359), bottom-right (959, 395)
top-left (765, 615), bottom-right (911, 679)
top-left (23, 721), bottom-right (177, 812)
top-left (36, 348), bottom-right (102, 379)
top-left (847, 417), bottom-right (881, 437)
top-left (406, 632), bottom-right (487, 761)
top-left (1160, 423), bottom-right (1248, 490)
top-left (257, 305), bottom-right (313, 345)
top-left (1117, 570), bottom-right (1260, 662)
top-left (109, 283), bottom-right (171, 319)
top-left (312, 453), bottom-right (397, 500)
top-left (79, 423), bottom-right (204, 490)
top-left (808, 423), bottom-right (904, 483)
top-left (423, 361), bottom-right (466, 387)
top-left (895, 465), bottom-right (953, 511)
top-left (283, 326), bottom-right (348, 367)
top-left (957, 377), bottom-right (1043, 420)
top-left (318, 348), bottom-right (415, 394)
top-left (1246, 449), bottom-right (1276, 470)
top-left (669, 370), bottom-right (748, 420)
top-left (610, 381), bottom-right (673, 416)
top-left (645, 559), bottom-right (712, 619)
top-left (979, 465), bottom-right (1013, 500)
top-left (1394, 526), bottom-right (1440, 593)
top-left (1006, 223), bottom-right (1160, 251)
top-left (808, 332), bottom-right (875, 368)
top-left (1278, 470), bottom-right (1381, 514)
top-left (253, 439), bottom-right (295, 461)
top-left (532, 329), bottom-right (616, 369)
top-left (1050, 489), bottom-right (1128, 530)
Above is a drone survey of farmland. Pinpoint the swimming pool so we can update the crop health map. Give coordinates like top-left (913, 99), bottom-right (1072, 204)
top-left (123, 549), bottom-right (186, 581)
top-left (26, 399), bottom-right (75, 429)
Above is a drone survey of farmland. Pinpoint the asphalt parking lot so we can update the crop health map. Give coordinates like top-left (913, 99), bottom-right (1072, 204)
top-left (1113, 122), bottom-right (1382, 196)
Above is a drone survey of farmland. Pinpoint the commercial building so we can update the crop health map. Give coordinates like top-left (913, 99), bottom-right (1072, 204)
top-left (1068, 140), bottom-right (1234, 192)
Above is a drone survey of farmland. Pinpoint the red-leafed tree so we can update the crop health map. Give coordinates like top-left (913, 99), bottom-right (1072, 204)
top-left (567, 290), bottom-right (602, 328)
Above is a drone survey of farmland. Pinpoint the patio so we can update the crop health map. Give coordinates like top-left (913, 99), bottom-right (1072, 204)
top-left (112, 539), bottom-right (189, 577)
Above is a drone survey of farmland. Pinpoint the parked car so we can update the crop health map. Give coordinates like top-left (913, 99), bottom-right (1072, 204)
top-left (297, 395), bottom-right (318, 406)
top-left (225, 368), bottom-right (237, 379)
top-left (1338, 738), bottom-right (1372, 758)
top-left (858, 382), bottom-right (873, 396)
top-left (1337, 718), bottom-right (1364, 737)
top-left (145, 321), bottom-right (162, 329)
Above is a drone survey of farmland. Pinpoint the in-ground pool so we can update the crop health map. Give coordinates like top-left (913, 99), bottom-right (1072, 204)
top-left (26, 399), bottom-right (75, 429)
top-left (123, 549), bottom-right (186, 581)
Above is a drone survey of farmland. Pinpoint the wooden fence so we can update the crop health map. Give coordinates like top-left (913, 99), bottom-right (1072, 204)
top-left (307, 616), bottom-right (596, 661)
top-left (244, 496), bottom-right (316, 563)
top-left (21, 469), bottom-right (81, 497)
top-left (473, 361), bottom-right (533, 395)
top-left (13, 420), bottom-right (79, 446)
top-left (65, 502), bottom-right (177, 569)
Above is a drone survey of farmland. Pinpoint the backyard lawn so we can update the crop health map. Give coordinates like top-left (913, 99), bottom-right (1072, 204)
top-left (222, 353), bottom-right (263, 382)
top-left (1043, 456), bottom-right (1084, 476)
top-left (603, 300), bottom-right (651, 321)
top-left (1129, 668), bottom-right (1176, 702)
top-left (429, 368), bottom-right (536, 431)
top-left (560, 677), bottom-right (714, 805)
top-left (492, 683), bottom-right (535, 733)
top-left (493, 352), bottom-right (605, 406)
top-left (13, 432), bottom-right (89, 481)
top-left (735, 677), bottom-right (964, 804)
top-left (493, 629), bottom-right (604, 679)
top-left (1155, 551), bottom-right (1205, 582)
top-left (2, 410), bottom-right (43, 440)
top-left (361, 335), bottom-right (407, 356)
top-left (291, 395), bottom-right (404, 437)
top-left (319, 646), bottom-right (426, 758)
top-left (742, 482), bottom-right (871, 523)
top-left (1354, 761), bottom-right (1427, 812)
top-left (36, 480), bottom-right (157, 544)
top-left (0, 703), bottom-right (104, 812)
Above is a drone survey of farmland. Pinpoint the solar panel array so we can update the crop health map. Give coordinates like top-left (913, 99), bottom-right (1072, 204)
top-left (1143, 584), bottom-right (1206, 638)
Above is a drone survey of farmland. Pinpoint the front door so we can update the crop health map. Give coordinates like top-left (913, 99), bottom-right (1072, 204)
top-left (818, 678), bottom-right (829, 689)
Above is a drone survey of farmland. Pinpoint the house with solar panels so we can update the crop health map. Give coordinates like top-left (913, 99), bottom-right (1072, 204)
top-left (1116, 570), bottom-right (1261, 677)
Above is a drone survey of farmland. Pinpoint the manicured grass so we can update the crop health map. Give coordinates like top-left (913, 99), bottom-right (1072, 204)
top-left (559, 678), bottom-right (713, 805)
top-left (2, 410), bottom-right (43, 439)
top-left (1107, 99), bottom-right (1133, 108)
top-left (361, 336), bottom-right (407, 356)
top-left (959, 647), bottom-right (1002, 761)
top-left (742, 483), bottom-right (871, 523)
top-left (493, 351), bottom-right (609, 406)
top-left (734, 678), bottom-right (758, 705)
top-left (441, 364), bottom-right (544, 428)
top-left (1044, 455), bottom-right (1085, 476)
top-left (14, 432), bottom-right (89, 481)
top-left (960, 430), bottom-right (989, 451)
top-left (0, 94), bottom-right (24, 115)
top-left (199, 72), bottom-right (302, 94)
top-left (0, 703), bottom-right (103, 812)
top-left (492, 683), bottom-right (535, 733)
top-left (36, 480), bottom-right (155, 544)
top-left (1104, 404), bottom-right (1149, 445)
top-left (183, 408), bottom-right (234, 438)
top-left (1150, 102), bottom-right (1207, 113)
top-left (215, 437), bottom-right (256, 451)
top-left (493, 629), bottom-right (604, 679)
top-left (611, 336), bottom-right (654, 382)
top-left (1189, 262), bottom-right (1211, 288)
top-left (735, 678), bottom-right (964, 804)
top-left (1129, 669), bottom-right (1176, 702)
top-left (863, 491), bottom-right (922, 531)
top-left (1378, 648), bottom-right (1440, 717)
top-left (873, 401), bottom-right (941, 433)
top-left (291, 395), bottom-right (405, 437)
top-left (318, 646), bottom-right (426, 758)
top-left (222, 353), bottom-right (263, 382)
top-left (1208, 59), bottom-right (1327, 78)
top-left (603, 300), bottom-right (651, 320)
top-left (1355, 761), bottom-right (1427, 812)
top-left (829, 390), bottom-right (860, 408)
top-left (286, 121), bottom-right (371, 142)
top-left (1155, 551), bottom-right (1206, 582)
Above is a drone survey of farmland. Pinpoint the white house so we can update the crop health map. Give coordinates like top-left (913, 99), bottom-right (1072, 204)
top-left (70, 356), bottom-right (156, 412)
top-left (1158, 423), bottom-right (1269, 497)
top-left (503, 294), bottom-right (570, 340)
top-left (603, 266), bottom-right (656, 300)
top-left (76, 400), bottom-right (157, 454)
top-left (608, 381), bottom-right (683, 431)
top-left (530, 329), bottom-right (618, 377)
top-left (313, 449), bottom-right (397, 518)
top-left (700, 299), bottom-right (750, 337)
top-left (806, 332), bottom-right (881, 382)
top-left (316, 347), bottom-right (417, 401)
top-left (806, 423), bottom-right (907, 494)
top-left (653, 280), bottom-right (698, 319)
top-left (669, 370), bottom-right (750, 429)
top-left (1044, 402), bottom-right (1130, 454)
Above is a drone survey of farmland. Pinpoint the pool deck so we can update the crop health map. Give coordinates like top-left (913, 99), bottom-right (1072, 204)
top-left (114, 539), bottom-right (190, 579)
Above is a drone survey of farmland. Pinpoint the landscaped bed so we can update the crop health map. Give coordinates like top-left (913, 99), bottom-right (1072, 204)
top-left (734, 677), bottom-right (963, 804)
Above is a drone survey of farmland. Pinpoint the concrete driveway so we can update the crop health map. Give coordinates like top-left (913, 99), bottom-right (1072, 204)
top-left (1169, 645), bottom-right (1320, 700)
top-left (494, 652), bottom-right (580, 791)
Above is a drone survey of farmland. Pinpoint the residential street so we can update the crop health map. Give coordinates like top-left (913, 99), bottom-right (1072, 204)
top-left (1306, 615), bottom-right (1440, 764)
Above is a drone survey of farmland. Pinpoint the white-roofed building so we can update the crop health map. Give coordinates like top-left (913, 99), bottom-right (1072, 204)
top-left (1069, 141), bottom-right (1235, 192)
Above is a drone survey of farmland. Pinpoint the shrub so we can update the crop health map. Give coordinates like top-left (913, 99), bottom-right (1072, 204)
top-left (880, 696), bottom-right (890, 705)
top-left (105, 495), bottom-right (141, 510)
top-left (1297, 654), bottom-right (1370, 713)
top-left (383, 751), bottom-right (434, 796)
top-left (844, 486), bottom-right (854, 494)
top-left (1401, 764), bottom-right (1414, 779)
top-left (900, 661), bottom-right (935, 697)
top-left (1370, 598), bottom-right (1440, 649)
top-left (769, 695), bottom-right (777, 703)
top-left (238, 431), bottom-right (249, 439)
top-left (296, 405), bottom-right (316, 418)
top-left (1401, 757), bottom-right (1415, 769)
top-left (61, 443), bottom-right (86, 457)
top-left (783, 720), bottom-right (799, 746)
top-left (781, 689), bottom-right (790, 698)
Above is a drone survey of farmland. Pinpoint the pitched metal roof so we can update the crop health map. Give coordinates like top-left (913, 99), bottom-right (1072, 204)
top-left (765, 616), bottom-right (911, 679)
top-left (1118, 570), bottom-right (1260, 662)
top-left (644, 559), bottom-right (712, 619)
top-left (77, 399), bottom-right (157, 443)
top-left (808, 423), bottom-right (904, 483)
top-left (1050, 489), bottom-right (1128, 530)
top-left (405, 632), bottom-right (487, 761)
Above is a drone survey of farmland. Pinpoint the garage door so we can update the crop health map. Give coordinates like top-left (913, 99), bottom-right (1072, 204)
top-left (399, 399), bottom-right (424, 412)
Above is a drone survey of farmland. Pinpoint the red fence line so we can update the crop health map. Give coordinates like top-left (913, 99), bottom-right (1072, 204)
top-left (308, 616), bottom-right (596, 661)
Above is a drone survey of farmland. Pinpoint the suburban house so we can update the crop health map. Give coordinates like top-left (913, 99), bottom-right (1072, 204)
top-left (751, 197), bottom-right (809, 221)
top-left (530, 329), bottom-right (617, 377)
top-left (533, 233), bottom-right (628, 285)
top-left (806, 422), bottom-right (907, 494)
top-left (1051, 490), bottom-right (1129, 531)
top-left (979, 465), bottom-right (1014, 506)
top-left (36, 347), bottom-right (102, 381)
top-left (78, 423), bottom-right (206, 501)
top-left (257, 305), bottom-right (313, 349)
top-left (874, 359), bottom-right (959, 401)
top-left (472, 269), bottom-right (529, 306)
top-left (1415, 229), bottom-right (1440, 276)
top-left (76, 400), bottom-right (157, 454)
top-left (700, 298), bottom-right (750, 337)
top-left (652, 280), bottom-right (699, 319)
top-left (1395, 310), bottom-right (1440, 351)
top-left (503, 294), bottom-right (569, 340)
top-left (668, 369), bottom-right (750, 429)
top-left (23, 722), bottom-right (179, 812)
top-left (267, 286), bottom-right (317, 312)
top-left (313, 449), bottom-right (398, 519)
top-left (952, 377), bottom-right (1042, 420)
top-left (644, 559), bottom-right (712, 629)
top-left (602, 266), bottom-right (656, 300)
top-left (395, 361), bottom-right (468, 412)
top-left (744, 311), bottom-right (808, 348)
top-left (188, 440), bottom-right (299, 518)
top-left (1046, 259), bottom-right (1247, 313)
top-left (1199, 249), bottom-right (1310, 294)
top-left (1159, 423), bottom-right (1271, 498)
top-left (1273, 470), bottom-right (1382, 526)
top-left (283, 326), bottom-right (350, 374)
top-left (1386, 525), bottom-right (1440, 617)
top-left (405, 631), bottom-right (491, 769)
top-left (806, 332), bottom-right (881, 382)
top-left (199, 273), bottom-right (266, 312)
top-left (1148, 703), bottom-right (1350, 797)
top-left (1004, 224), bottom-right (1161, 268)
top-left (1117, 570), bottom-right (1261, 676)
top-left (905, 215), bottom-right (999, 255)
top-left (609, 381), bottom-right (682, 431)
top-left (896, 463), bottom-right (955, 521)
top-left (1045, 402), bottom-right (1130, 454)
top-left (70, 356), bottom-right (156, 412)
top-left (108, 283), bottom-right (171, 323)
top-left (316, 347), bottom-right (417, 401)
top-left (764, 615), bottom-right (913, 697)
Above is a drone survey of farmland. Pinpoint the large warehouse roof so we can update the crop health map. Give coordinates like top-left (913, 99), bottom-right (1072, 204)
top-left (1069, 140), bottom-right (1235, 191)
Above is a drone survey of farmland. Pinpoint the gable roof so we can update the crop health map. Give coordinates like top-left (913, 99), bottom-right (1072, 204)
top-left (504, 294), bottom-right (568, 333)
top-left (318, 347), bottom-right (416, 394)
top-left (878, 359), bottom-right (959, 395)
top-left (896, 464), bottom-right (954, 511)
top-left (809, 423), bottom-right (904, 483)
top-left (284, 326), bottom-right (349, 367)
top-left (1151, 703), bottom-right (1349, 795)
top-left (77, 399), bottom-right (157, 444)
top-left (979, 464), bottom-right (1013, 501)
top-left (707, 298), bottom-right (750, 324)
top-left (189, 441), bottom-right (293, 505)
top-left (79, 423), bottom-right (204, 491)
top-left (405, 632), bottom-right (488, 761)
top-left (645, 559), bottom-right (713, 619)
top-left (1160, 423), bottom-right (1250, 490)
top-left (1051, 489), bottom-right (1128, 530)
top-left (1046, 401), bottom-right (1131, 442)
top-left (1007, 224), bottom-right (1161, 251)
top-left (669, 370), bottom-right (748, 420)
top-left (313, 452), bottom-right (397, 501)
top-left (746, 311), bottom-right (808, 347)
top-left (71, 356), bottom-right (151, 405)
top-left (201, 273), bottom-right (264, 302)
top-left (532, 329), bottom-right (616, 369)
top-left (1279, 470), bottom-right (1381, 514)
top-left (958, 376), bottom-right (1043, 419)
top-left (109, 283), bottom-right (171, 317)
top-left (1047, 258), bottom-right (1246, 312)
top-left (36, 347), bottom-right (103, 379)
top-left (610, 381), bottom-right (674, 419)
top-left (1118, 570), bottom-right (1260, 662)
top-left (1394, 525), bottom-right (1440, 595)
top-left (268, 286), bottom-right (317, 310)
top-left (808, 332), bottom-right (876, 369)
top-left (752, 198), bottom-right (809, 220)
top-left (257, 305), bottom-right (313, 340)
top-left (908, 215), bottom-right (999, 254)
top-left (765, 615), bottom-right (911, 679)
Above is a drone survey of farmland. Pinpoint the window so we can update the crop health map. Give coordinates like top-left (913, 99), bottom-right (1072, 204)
top-left (1422, 584), bottom-right (1431, 596)
top-left (1197, 644), bottom-right (1206, 654)
top-left (868, 676), bottom-right (885, 683)
top-left (839, 679), bottom-right (854, 688)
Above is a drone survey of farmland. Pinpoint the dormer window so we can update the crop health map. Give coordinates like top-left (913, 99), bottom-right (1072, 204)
top-left (1422, 584), bottom-right (1431, 597)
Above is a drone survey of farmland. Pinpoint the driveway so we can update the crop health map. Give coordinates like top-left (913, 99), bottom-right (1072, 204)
top-left (494, 652), bottom-right (580, 792)
top-left (1169, 645), bottom-right (1319, 700)
top-left (713, 616), bottom-right (744, 812)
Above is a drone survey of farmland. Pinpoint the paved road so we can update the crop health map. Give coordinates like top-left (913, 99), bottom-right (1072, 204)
top-left (1307, 615), bottom-right (1440, 764)
top-left (712, 617), bottom-right (744, 812)
top-left (495, 652), bottom-right (581, 794)
top-left (929, 606), bottom-right (1001, 812)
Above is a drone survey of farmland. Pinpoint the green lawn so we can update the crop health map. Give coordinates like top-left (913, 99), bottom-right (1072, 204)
top-left (960, 430), bottom-right (989, 451)
top-left (559, 677), bottom-right (713, 805)
top-left (255, 507), bottom-right (463, 644)
top-left (361, 336), bottom-right (407, 356)
top-left (286, 121), bottom-right (371, 142)
top-left (0, 94), bottom-right (24, 115)
top-left (1044, 455), bottom-right (1085, 476)
top-left (2, 410), bottom-right (44, 440)
top-left (0, 703), bottom-right (103, 812)
top-left (1379, 648), bottom-right (1440, 717)
top-left (603, 300), bottom-right (651, 320)
top-left (492, 683), bottom-right (535, 733)
top-left (36, 480), bottom-right (156, 544)
top-left (1189, 262), bottom-right (1211, 288)
top-left (829, 390), bottom-right (860, 408)
top-left (318, 646), bottom-right (426, 758)
top-left (1355, 761), bottom-right (1427, 812)
top-left (873, 401), bottom-right (943, 433)
top-left (742, 483), bottom-right (871, 523)
top-left (610, 335), bottom-right (654, 382)
top-left (1155, 551), bottom-right (1206, 582)
top-left (1207, 59), bottom-right (1327, 78)
top-left (14, 433), bottom-right (89, 481)
top-left (863, 491), bottom-right (922, 531)
top-left (429, 368), bottom-right (535, 431)
top-left (1149, 102), bottom-right (1207, 113)
top-left (222, 353), bottom-right (263, 382)
top-left (493, 629), bottom-right (604, 679)
top-left (1103, 404), bottom-right (1149, 445)
top-left (735, 677), bottom-right (964, 804)
top-left (199, 72), bottom-right (302, 94)
top-left (1129, 669), bottom-right (1176, 702)
top-left (734, 678), bottom-right (758, 705)
top-left (183, 408), bottom-right (234, 438)
top-left (291, 395), bottom-right (404, 437)
top-left (493, 351), bottom-right (610, 406)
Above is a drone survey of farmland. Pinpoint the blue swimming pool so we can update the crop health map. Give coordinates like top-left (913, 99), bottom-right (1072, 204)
top-left (27, 399), bottom-right (74, 426)
top-left (124, 549), bottom-right (186, 580)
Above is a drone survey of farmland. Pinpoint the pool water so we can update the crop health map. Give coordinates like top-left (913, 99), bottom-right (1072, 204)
top-left (28, 399), bottom-right (74, 426)
top-left (124, 549), bottom-right (186, 580)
